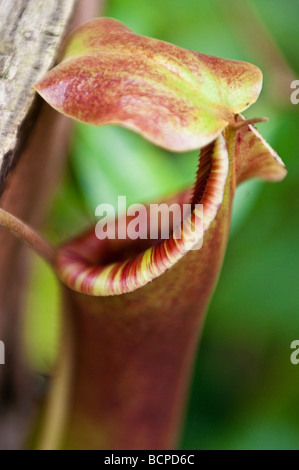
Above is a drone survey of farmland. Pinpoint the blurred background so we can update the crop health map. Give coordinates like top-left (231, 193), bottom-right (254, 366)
top-left (24, 0), bottom-right (299, 450)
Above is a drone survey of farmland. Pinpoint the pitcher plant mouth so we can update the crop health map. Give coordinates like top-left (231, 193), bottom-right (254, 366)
top-left (55, 133), bottom-right (229, 296)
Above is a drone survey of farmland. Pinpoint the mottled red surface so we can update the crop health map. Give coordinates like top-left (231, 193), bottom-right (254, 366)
top-left (62, 165), bottom-right (234, 449)
top-left (34, 18), bottom-right (263, 152)
top-left (234, 115), bottom-right (286, 184)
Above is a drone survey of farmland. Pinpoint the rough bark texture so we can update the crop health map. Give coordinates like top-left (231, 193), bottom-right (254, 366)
top-left (0, 0), bottom-right (101, 450)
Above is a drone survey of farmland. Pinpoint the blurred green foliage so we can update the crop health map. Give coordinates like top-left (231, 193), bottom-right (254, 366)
top-left (24, 0), bottom-right (299, 449)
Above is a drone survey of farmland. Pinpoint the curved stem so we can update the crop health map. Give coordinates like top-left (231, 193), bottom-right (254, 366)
top-left (0, 208), bottom-right (55, 266)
